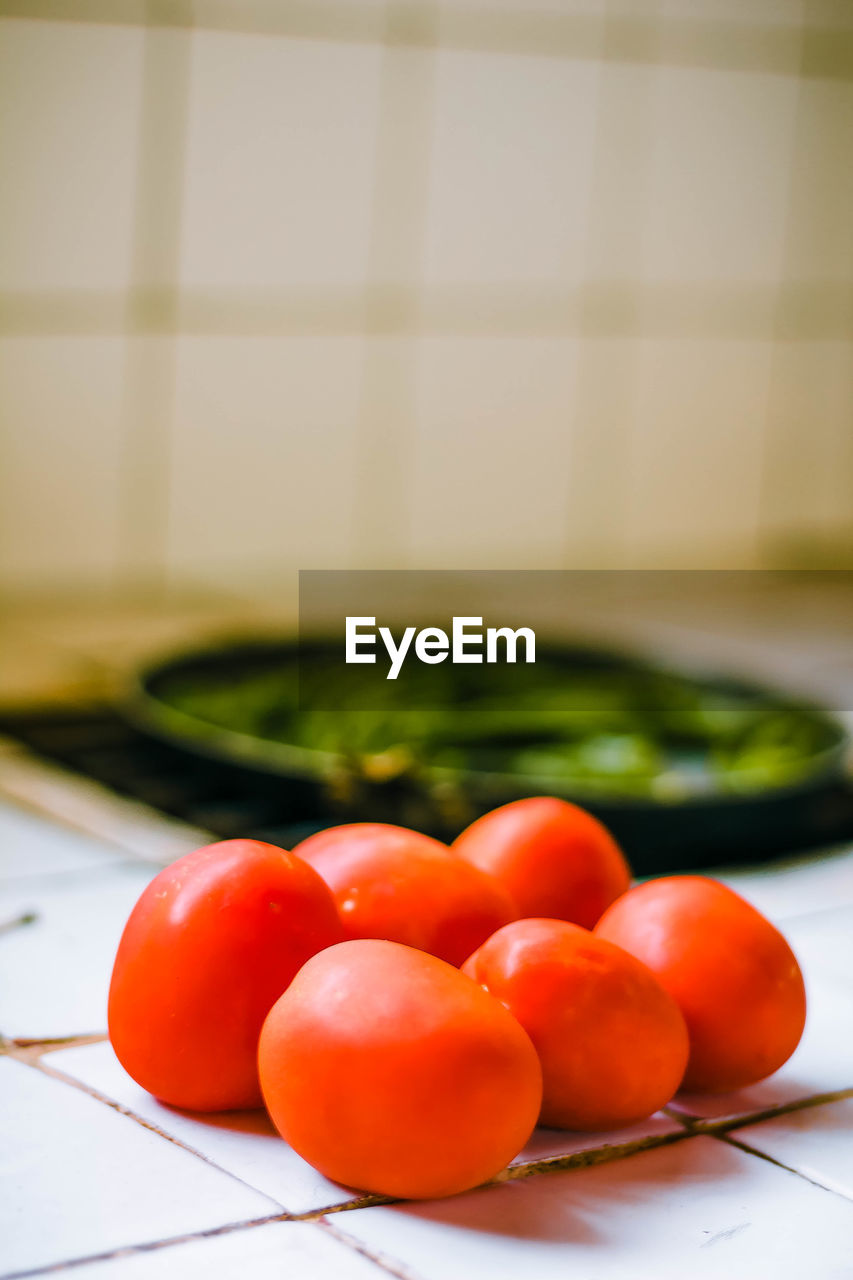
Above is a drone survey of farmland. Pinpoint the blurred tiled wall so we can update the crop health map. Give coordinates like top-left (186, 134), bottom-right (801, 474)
top-left (1, 0), bottom-right (852, 596)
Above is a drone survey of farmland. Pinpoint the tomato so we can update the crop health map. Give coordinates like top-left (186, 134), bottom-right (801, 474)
top-left (452, 796), bottom-right (631, 930)
top-left (463, 918), bottom-right (688, 1130)
top-left (108, 840), bottom-right (342, 1111)
top-left (258, 938), bottom-right (542, 1198)
top-left (291, 823), bottom-right (517, 966)
top-left (595, 876), bottom-right (807, 1093)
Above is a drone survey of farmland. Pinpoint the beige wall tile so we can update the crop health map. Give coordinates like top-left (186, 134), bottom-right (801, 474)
top-left (781, 78), bottom-right (853, 284)
top-left (808, 0), bottom-right (853, 27)
top-left (179, 32), bottom-right (383, 292)
top-left (624, 339), bottom-right (773, 566)
top-left (761, 340), bottom-right (853, 553)
top-left (642, 67), bottom-right (800, 285)
top-left (422, 51), bottom-right (600, 287)
top-left (656, 0), bottom-right (804, 24)
top-left (165, 336), bottom-right (365, 588)
top-left (0, 337), bottom-right (127, 589)
top-left (347, 336), bottom-right (420, 569)
top-left (580, 63), bottom-right (657, 281)
top-left (405, 336), bottom-right (579, 567)
top-left (0, 19), bottom-right (143, 293)
top-left (562, 338), bottom-right (639, 567)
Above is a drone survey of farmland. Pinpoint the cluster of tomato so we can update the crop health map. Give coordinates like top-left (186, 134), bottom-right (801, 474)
top-left (108, 797), bottom-right (806, 1200)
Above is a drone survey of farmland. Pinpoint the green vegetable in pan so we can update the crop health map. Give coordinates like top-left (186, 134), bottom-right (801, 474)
top-left (151, 646), bottom-right (839, 800)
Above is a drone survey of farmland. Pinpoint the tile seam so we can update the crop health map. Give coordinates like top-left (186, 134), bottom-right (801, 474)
top-left (0, 859), bottom-right (154, 894)
top-left (4, 1034), bottom-right (108, 1058)
top-left (0, 1213), bottom-right (292, 1280)
top-left (667, 1086), bottom-right (853, 1134)
top-left (715, 1131), bottom-right (853, 1205)
top-left (499, 1125), bottom-right (694, 1181)
top-left (319, 1216), bottom-right (428, 1280)
top-left (0, 1214), bottom-right (421, 1280)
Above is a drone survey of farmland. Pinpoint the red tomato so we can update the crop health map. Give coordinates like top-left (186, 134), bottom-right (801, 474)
top-left (258, 938), bottom-right (542, 1198)
top-left (595, 876), bottom-right (807, 1093)
top-left (452, 796), bottom-right (631, 930)
top-left (463, 918), bottom-right (689, 1130)
top-left (108, 840), bottom-right (342, 1111)
top-left (292, 823), bottom-right (517, 966)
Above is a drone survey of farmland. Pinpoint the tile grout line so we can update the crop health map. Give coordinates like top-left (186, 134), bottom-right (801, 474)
top-left (0, 1213), bottom-right (292, 1280)
top-left (0, 1212), bottom-right (418, 1280)
top-left (5, 283), bottom-right (853, 342)
top-left (1, 1), bottom-right (851, 82)
top-left (561, 0), bottom-right (648, 569)
top-left (3, 1034), bottom-right (107, 1058)
top-left (114, 0), bottom-right (192, 591)
top-left (349, 2), bottom-right (437, 570)
top-left (10, 1044), bottom-right (387, 1215)
top-left (665, 1086), bottom-right (853, 1136)
top-left (0, 745), bottom-right (211, 865)
top-left (318, 1216), bottom-right (428, 1280)
top-left (499, 1126), bottom-right (694, 1182)
top-left (289, 1127), bottom-right (700, 1219)
top-left (755, 3), bottom-right (808, 566)
top-left (714, 1131), bottom-right (853, 1206)
top-left (19, 1054), bottom-right (304, 1215)
top-left (291, 1194), bottom-right (396, 1222)
top-left (0, 858), bottom-right (159, 895)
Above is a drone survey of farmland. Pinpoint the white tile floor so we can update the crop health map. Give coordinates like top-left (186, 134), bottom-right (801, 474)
top-left (714, 844), bottom-right (853, 920)
top-left (783, 904), bottom-right (853, 992)
top-left (0, 860), bottom-right (159, 1039)
top-left (2, 796), bottom-right (853, 1280)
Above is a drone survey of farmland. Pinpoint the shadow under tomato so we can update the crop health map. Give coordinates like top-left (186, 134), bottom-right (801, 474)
top-left (672, 1075), bottom-right (853, 1124)
top-left (158, 1102), bottom-right (279, 1138)
top-left (388, 1137), bottom-right (746, 1243)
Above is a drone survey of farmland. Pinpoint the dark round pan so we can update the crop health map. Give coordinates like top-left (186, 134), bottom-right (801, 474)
top-left (124, 636), bottom-right (851, 874)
